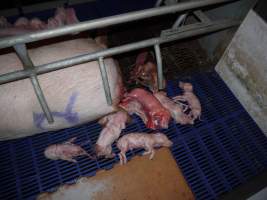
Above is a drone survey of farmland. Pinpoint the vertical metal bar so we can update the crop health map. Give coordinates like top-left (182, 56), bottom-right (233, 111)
top-left (154, 44), bottom-right (164, 90)
top-left (98, 57), bottom-right (112, 105)
top-left (193, 10), bottom-right (211, 23)
top-left (13, 44), bottom-right (54, 123)
top-left (172, 13), bottom-right (188, 28)
top-left (155, 0), bottom-right (163, 7)
top-left (29, 74), bottom-right (54, 123)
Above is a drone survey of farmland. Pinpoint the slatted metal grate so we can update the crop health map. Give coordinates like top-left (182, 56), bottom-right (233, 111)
top-left (0, 71), bottom-right (267, 200)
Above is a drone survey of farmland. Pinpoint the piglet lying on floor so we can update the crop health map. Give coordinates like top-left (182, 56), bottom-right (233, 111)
top-left (121, 88), bottom-right (171, 129)
top-left (154, 91), bottom-right (194, 125)
top-left (119, 99), bottom-right (148, 125)
top-left (117, 132), bottom-right (173, 165)
top-left (95, 111), bottom-right (130, 158)
top-left (44, 137), bottom-right (94, 163)
top-left (172, 82), bottom-right (202, 122)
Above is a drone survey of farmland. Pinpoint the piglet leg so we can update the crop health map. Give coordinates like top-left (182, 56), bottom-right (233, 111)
top-left (149, 149), bottom-right (155, 160)
top-left (105, 152), bottom-right (115, 159)
top-left (172, 95), bottom-right (186, 102)
top-left (119, 152), bottom-right (127, 165)
top-left (62, 156), bottom-right (77, 163)
top-left (142, 147), bottom-right (152, 156)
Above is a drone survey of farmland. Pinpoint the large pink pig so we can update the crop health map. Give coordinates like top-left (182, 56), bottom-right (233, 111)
top-left (0, 38), bottom-right (124, 140)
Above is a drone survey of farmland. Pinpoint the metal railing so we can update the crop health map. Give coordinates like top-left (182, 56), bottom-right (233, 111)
top-left (0, 0), bottom-right (240, 124)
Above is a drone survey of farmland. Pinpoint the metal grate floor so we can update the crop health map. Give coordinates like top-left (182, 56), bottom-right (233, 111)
top-left (1, 71), bottom-right (267, 200)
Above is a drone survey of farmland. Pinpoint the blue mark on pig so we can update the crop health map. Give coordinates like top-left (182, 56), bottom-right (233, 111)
top-left (33, 92), bottom-right (79, 130)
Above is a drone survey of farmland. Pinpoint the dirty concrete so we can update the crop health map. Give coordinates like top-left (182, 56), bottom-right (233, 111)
top-left (216, 10), bottom-right (267, 134)
top-left (37, 148), bottom-right (194, 200)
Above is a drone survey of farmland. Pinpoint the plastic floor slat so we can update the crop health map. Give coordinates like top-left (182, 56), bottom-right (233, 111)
top-left (0, 71), bottom-right (267, 200)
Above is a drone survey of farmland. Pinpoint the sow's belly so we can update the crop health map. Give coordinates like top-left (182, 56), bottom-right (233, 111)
top-left (0, 38), bottom-right (124, 140)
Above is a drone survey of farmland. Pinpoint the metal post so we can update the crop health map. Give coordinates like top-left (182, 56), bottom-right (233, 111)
top-left (155, 0), bottom-right (163, 7)
top-left (154, 44), bottom-right (164, 90)
top-left (13, 44), bottom-right (54, 123)
top-left (172, 13), bottom-right (188, 28)
top-left (98, 57), bottom-right (112, 105)
top-left (29, 74), bottom-right (54, 123)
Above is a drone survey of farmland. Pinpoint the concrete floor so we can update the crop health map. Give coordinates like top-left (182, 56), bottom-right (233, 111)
top-left (37, 148), bottom-right (194, 200)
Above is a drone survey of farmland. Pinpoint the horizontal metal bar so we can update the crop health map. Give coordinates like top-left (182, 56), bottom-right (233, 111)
top-left (0, 19), bottom-right (240, 85)
top-left (98, 57), bottom-right (112, 105)
top-left (0, 0), bottom-right (238, 49)
top-left (154, 44), bottom-right (164, 90)
top-left (13, 43), bottom-right (54, 124)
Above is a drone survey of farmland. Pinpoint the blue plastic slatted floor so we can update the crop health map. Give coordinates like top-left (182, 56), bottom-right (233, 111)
top-left (1, 71), bottom-right (267, 200)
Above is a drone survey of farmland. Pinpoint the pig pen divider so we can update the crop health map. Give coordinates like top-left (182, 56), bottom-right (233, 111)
top-left (0, 0), bottom-right (240, 123)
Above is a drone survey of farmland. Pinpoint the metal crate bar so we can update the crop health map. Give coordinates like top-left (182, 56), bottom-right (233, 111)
top-left (98, 57), bottom-right (112, 105)
top-left (194, 10), bottom-right (212, 23)
top-left (13, 44), bottom-right (54, 123)
top-left (154, 44), bottom-right (164, 90)
top-left (0, 0), bottom-right (238, 49)
top-left (0, 19), bottom-right (239, 85)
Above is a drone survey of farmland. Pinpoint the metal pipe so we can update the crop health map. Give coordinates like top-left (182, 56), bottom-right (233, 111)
top-left (29, 74), bottom-right (54, 123)
top-left (193, 10), bottom-right (211, 23)
top-left (0, 0), bottom-right (238, 49)
top-left (98, 57), bottom-right (112, 105)
top-left (154, 44), bottom-right (164, 90)
top-left (155, 0), bottom-right (163, 7)
top-left (13, 44), bottom-right (34, 69)
top-left (13, 44), bottom-right (54, 123)
top-left (172, 13), bottom-right (188, 28)
top-left (0, 19), bottom-right (240, 85)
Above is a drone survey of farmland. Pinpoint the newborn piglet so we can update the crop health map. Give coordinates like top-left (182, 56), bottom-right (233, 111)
top-left (172, 82), bottom-right (202, 122)
top-left (44, 137), bottom-right (94, 163)
top-left (122, 88), bottom-right (171, 129)
top-left (117, 132), bottom-right (173, 165)
top-left (129, 51), bottom-right (165, 93)
top-left (154, 91), bottom-right (194, 125)
top-left (119, 99), bottom-right (148, 125)
top-left (95, 111), bottom-right (130, 158)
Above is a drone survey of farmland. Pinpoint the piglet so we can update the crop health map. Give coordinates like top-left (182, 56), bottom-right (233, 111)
top-left (117, 132), bottom-right (173, 165)
top-left (95, 111), bottom-right (130, 158)
top-left (172, 82), bottom-right (202, 122)
top-left (122, 88), bottom-right (171, 129)
top-left (44, 137), bottom-right (94, 163)
top-left (154, 91), bottom-right (194, 125)
top-left (119, 99), bottom-right (148, 124)
top-left (129, 51), bottom-right (166, 93)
